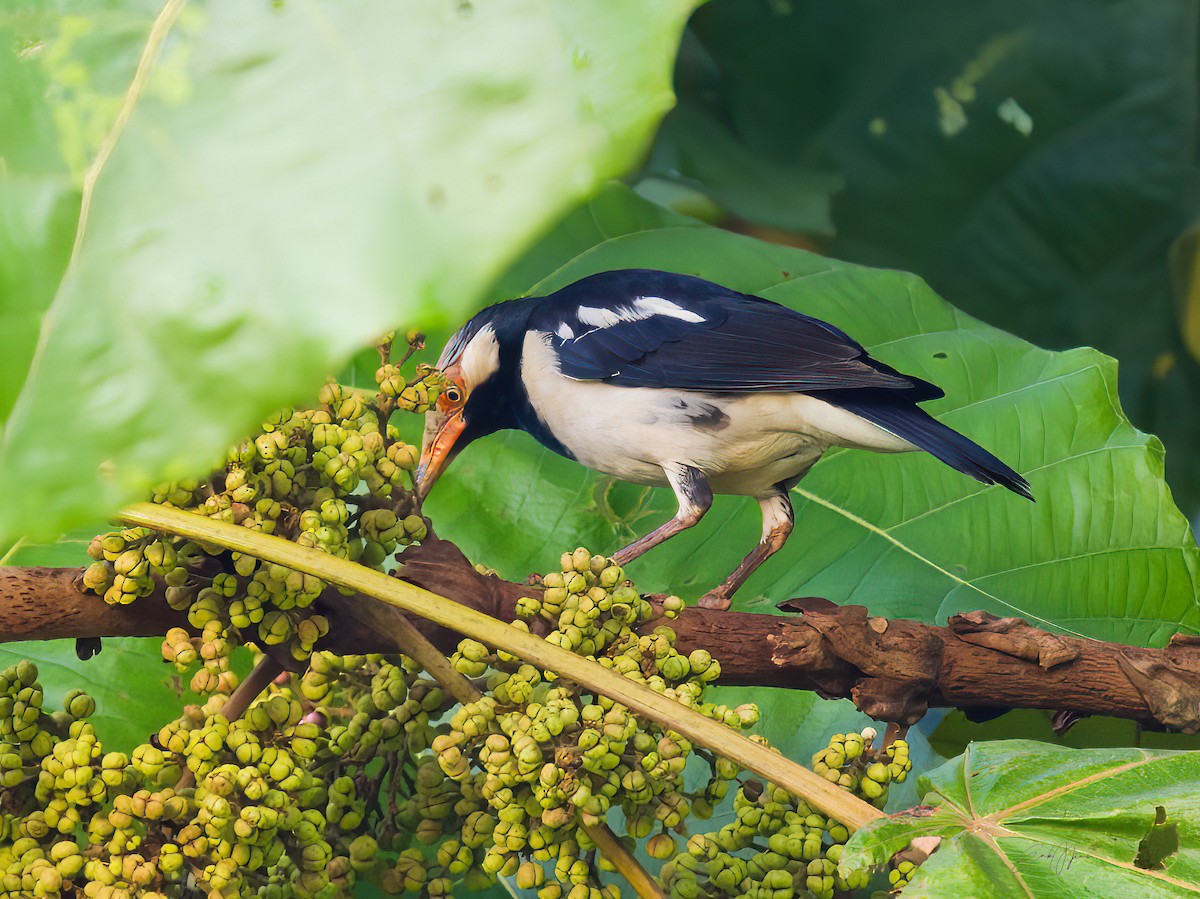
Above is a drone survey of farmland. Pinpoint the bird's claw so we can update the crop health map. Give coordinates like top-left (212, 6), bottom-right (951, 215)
top-left (697, 592), bottom-right (732, 611)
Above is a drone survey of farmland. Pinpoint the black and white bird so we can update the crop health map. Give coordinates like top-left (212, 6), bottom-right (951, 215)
top-left (416, 269), bottom-right (1031, 609)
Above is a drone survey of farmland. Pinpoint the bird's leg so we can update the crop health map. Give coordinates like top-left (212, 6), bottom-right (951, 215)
top-left (612, 464), bottom-right (712, 566)
top-left (698, 489), bottom-right (794, 611)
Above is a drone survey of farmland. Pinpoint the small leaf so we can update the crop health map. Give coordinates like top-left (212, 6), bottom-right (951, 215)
top-left (1135, 805), bottom-right (1181, 870)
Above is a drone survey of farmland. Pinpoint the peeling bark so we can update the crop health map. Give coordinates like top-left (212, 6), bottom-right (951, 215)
top-left (3, 539), bottom-right (1199, 732)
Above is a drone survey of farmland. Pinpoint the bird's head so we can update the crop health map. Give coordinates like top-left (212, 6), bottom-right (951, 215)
top-left (414, 315), bottom-right (504, 501)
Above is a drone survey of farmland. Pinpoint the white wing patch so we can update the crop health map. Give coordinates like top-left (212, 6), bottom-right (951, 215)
top-left (555, 321), bottom-right (575, 340)
top-left (574, 306), bottom-right (625, 328)
top-left (574, 296), bottom-right (705, 332)
top-left (633, 296), bottom-right (705, 323)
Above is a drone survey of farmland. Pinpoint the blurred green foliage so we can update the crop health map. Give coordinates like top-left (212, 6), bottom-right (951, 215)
top-left (0, 0), bottom-right (699, 550)
top-left (645, 0), bottom-right (1200, 515)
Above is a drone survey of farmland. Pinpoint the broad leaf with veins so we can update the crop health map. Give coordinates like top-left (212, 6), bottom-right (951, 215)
top-left (0, 0), bottom-right (699, 548)
top-left (425, 186), bottom-right (1200, 646)
top-left (842, 740), bottom-right (1200, 898)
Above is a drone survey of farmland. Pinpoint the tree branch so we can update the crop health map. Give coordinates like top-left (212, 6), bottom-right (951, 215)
top-left (3, 539), bottom-right (1199, 732)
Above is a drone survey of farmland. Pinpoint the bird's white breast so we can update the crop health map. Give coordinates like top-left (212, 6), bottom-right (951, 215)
top-left (520, 333), bottom-right (914, 497)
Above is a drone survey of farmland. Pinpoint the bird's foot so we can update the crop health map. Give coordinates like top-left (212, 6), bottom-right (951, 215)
top-left (697, 591), bottom-right (732, 611)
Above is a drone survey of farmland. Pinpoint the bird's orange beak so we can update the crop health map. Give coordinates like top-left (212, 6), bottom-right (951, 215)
top-left (415, 409), bottom-right (466, 501)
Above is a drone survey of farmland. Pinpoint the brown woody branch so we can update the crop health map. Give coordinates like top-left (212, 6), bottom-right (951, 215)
top-left (3, 539), bottom-right (1199, 732)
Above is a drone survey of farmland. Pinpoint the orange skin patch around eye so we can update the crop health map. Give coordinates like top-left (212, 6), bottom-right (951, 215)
top-left (436, 363), bottom-right (466, 411)
top-left (417, 373), bottom-right (467, 499)
top-left (436, 376), bottom-right (466, 413)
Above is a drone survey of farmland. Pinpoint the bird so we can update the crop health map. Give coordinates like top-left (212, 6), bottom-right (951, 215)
top-left (415, 269), bottom-right (1032, 610)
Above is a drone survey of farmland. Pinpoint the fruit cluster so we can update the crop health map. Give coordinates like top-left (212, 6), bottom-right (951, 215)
top-left (0, 650), bottom-right (465, 898)
top-left (1, 546), bottom-right (782, 898)
top-left (661, 726), bottom-right (912, 899)
top-left (81, 331), bottom-right (441, 672)
top-left (810, 729), bottom-right (910, 809)
top-left (428, 548), bottom-right (757, 899)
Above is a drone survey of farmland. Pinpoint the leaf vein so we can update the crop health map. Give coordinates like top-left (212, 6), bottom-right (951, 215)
top-left (791, 487), bottom-right (1093, 638)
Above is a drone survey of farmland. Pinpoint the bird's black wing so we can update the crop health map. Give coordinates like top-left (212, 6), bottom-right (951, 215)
top-left (530, 269), bottom-right (942, 399)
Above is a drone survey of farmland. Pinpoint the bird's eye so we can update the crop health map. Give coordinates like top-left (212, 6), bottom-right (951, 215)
top-left (444, 385), bottom-right (463, 404)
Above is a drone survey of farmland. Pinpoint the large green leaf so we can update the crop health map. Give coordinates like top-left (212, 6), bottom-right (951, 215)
top-left (425, 187), bottom-right (1200, 646)
top-left (0, 1), bottom-right (171, 466)
top-left (0, 0), bottom-right (699, 549)
top-left (658, 0), bottom-right (1200, 512)
top-left (842, 740), bottom-right (1200, 898)
top-left (929, 709), bottom-right (1200, 763)
top-left (644, 102), bottom-right (841, 236)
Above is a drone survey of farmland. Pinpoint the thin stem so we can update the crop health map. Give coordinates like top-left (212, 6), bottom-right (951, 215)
top-left (882, 722), bottom-right (906, 751)
top-left (377, 607), bottom-right (662, 894)
top-left (376, 333), bottom-right (395, 366)
top-left (0, 538), bottom-right (26, 567)
top-left (118, 503), bottom-right (885, 832)
top-left (582, 822), bottom-right (665, 899)
top-left (373, 608), bottom-right (664, 895)
top-left (390, 614), bottom-right (481, 706)
top-left (177, 654), bottom-right (285, 790)
top-left (224, 654), bottom-right (288, 723)
top-left (395, 338), bottom-right (424, 367)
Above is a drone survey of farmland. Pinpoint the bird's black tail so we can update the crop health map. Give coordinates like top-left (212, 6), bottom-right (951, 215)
top-left (836, 399), bottom-right (1034, 500)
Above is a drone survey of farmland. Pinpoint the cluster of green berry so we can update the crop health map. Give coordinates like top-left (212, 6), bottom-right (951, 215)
top-left (0, 661), bottom-right (93, 899)
top-left (80, 332), bottom-right (441, 670)
top-left (661, 727), bottom-right (912, 899)
top-left (810, 729), bottom-right (910, 808)
top-left (0, 660), bottom-right (181, 896)
top-left (425, 548), bottom-right (758, 899)
top-left (0, 594), bottom-right (912, 898)
top-left (0, 648), bottom-right (474, 898)
top-left (141, 652), bottom-right (453, 898)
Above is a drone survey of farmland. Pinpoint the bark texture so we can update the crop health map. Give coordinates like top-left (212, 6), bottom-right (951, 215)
top-left (3, 539), bottom-right (1199, 732)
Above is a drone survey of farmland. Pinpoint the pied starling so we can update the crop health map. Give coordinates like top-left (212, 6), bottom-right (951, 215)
top-left (416, 269), bottom-right (1031, 610)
